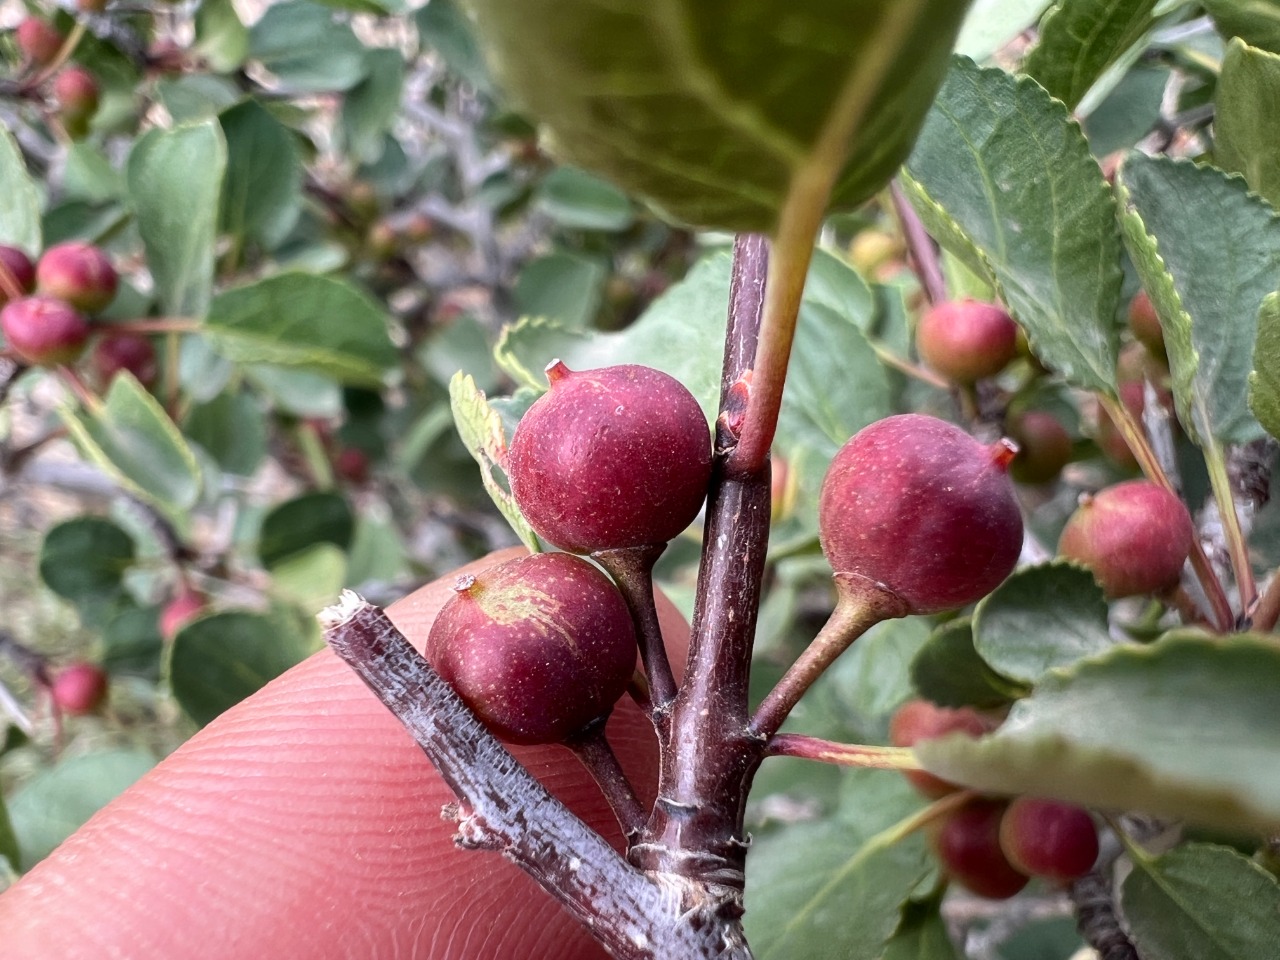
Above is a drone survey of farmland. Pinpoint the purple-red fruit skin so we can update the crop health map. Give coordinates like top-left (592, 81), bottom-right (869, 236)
top-left (160, 588), bottom-right (205, 642)
top-left (508, 363), bottom-right (712, 554)
top-left (1128, 291), bottom-right (1165, 357)
top-left (0, 295), bottom-right (91, 365)
top-left (933, 798), bottom-right (1030, 900)
top-left (1006, 410), bottom-right (1073, 485)
top-left (818, 414), bottom-right (1023, 614)
top-left (425, 553), bottom-right (637, 745)
top-left (92, 333), bottom-right (157, 386)
top-left (0, 246), bottom-right (36, 304)
top-left (51, 661), bottom-right (109, 715)
top-left (16, 18), bottom-right (63, 65)
top-left (37, 241), bottom-right (117, 314)
top-left (890, 699), bottom-right (993, 798)
top-left (916, 299), bottom-right (1020, 384)
top-left (1058, 480), bottom-right (1193, 598)
top-left (999, 797), bottom-right (1099, 883)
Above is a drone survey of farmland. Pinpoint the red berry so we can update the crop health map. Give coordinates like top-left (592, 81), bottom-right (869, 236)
top-left (890, 699), bottom-right (995, 798)
top-left (818, 414), bottom-right (1023, 614)
top-left (1128, 291), bottom-right (1165, 358)
top-left (1058, 480), bottom-right (1193, 598)
top-left (91, 333), bottom-right (157, 386)
top-left (334, 447), bottom-right (371, 485)
top-left (0, 295), bottom-right (91, 365)
top-left (1094, 380), bottom-right (1144, 470)
top-left (0, 245), bottom-right (36, 305)
top-left (933, 798), bottom-right (1030, 899)
top-left (52, 67), bottom-right (100, 137)
top-left (916, 299), bottom-right (1020, 384)
top-left (1005, 410), bottom-right (1073, 485)
top-left (425, 553), bottom-right (637, 744)
top-left (50, 661), bottom-right (109, 715)
top-left (37, 242), bottom-right (117, 314)
top-left (160, 587), bottom-right (206, 641)
top-left (999, 797), bottom-right (1099, 883)
top-left (508, 362), bottom-right (712, 554)
top-left (16, 17), bottom-right (63, 66)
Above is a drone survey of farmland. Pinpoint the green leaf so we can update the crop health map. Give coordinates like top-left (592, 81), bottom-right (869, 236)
top-left (101, 603), bottom-right (165, 680)
top-left (0, 124), bottom-right (42, 255)
top-left (1249, 293), bottom-right (1280, 440)
top-left (257, 491), bottom-right (354, 569)
top-left (244, 365), bottom-right (342, 418)
top-left (184, 389), bottom-right (267, 476)
top-left (340, 49), bottom-right (405, 165)
top-left (248, 0), bottom-right (369, 93)
top-left (915, 631), bottom-right (1280, 833)
top-left (155, 75), bottom-right (243, 123)
top-left (1203, 0), bottom-right (1280, 54)
top-left (954, 0), bottom-right (1053, 60)
top-left (1116, 153), bottom-right (1280, 446)
top-left (39, 517), bottom-right (135, 611)
top-left (127, 120), bottom-right (226, 318)
top-left (415, 0), bottom-right (492, 91)
top-left (195, 0), bottom-right (250, 72)
top-left (1081, 64), bottom-right (1168, 157)
top-left (512, 252), bottom-right (606, 329)
top-left (448, 372), bottom-right (540, 551)
top-left (534, 167), bottom-right (634, 232)
top-left (61, 374), bottom-right (202, 514)
top-left (1122, 843), bottom-right (1280, 960)
top-left (1023, 0), bottom-right (1158, 110)
top-left (346, 511), bottom-right (409, 585)
top-left (902, 57), bottom-right (1123, 393)
top-left (62, 143), bottom-right (125, 204)
top-left (911, 618), bottom-right (1021, 709)
top-left (0, 792), bottom-right (18, 872)
top-left (171, 610), bottom-right (315, 726)
top-left (270, 543), bottom-right (347, 612)
top-left (7, 749), bottom-right (156, 869)
top-left (744, 771), bottom-right (930, 960)
top-left (972, 561), bottom-right (1115, 684)
top-left (468, 0), bottom-right (970, 230)
top-left (219, 99), bottom-right (303, 250)
top-left (881, 899), bottom-right (959, 960)
top-left (1216, 38), bottom-right (1280, 209)
top-left (205, 273), bottom-right (398, 385)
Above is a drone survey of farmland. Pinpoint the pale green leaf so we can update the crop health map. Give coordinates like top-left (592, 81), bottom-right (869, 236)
top-left (916, 631), bottom-right (1280, 833)
top-left (248, 0), bottom-right (368, 93)
top-left (340, 49), bottom-right (405, 165)
top-left (219, 99), bottom-right (303, 249)
top-left (534, 167), bottom-right (634, 232)
top-left (468, 0), bottom-right (970, 230)
top-left (195, 0), bottom-right (250, 72)
top-left (1203, 0), bottom-right (1280, 54)
top-left (1216, 38), bottom-right (1280, 209)
top-left (415, 0), bottom-right (492, 92)
top-left (127, 120), bottom-right (226, 318)
top-left (1249, 292), bottom-right (1280, 440)
top-left (903, 57), bottom-right (1123, 392)
top-left (1116, 153), bottom-right (1280, 445)
top-left (955, 0), bottom-right (1053, 60)
top-left (0, 125), bottom-right (42, 254)
top-left (1023, 0), bottom-right (1158, 110)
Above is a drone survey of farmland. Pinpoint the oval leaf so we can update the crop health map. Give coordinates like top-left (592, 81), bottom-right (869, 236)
top-left (205, 273), bottom-right (398, 385)
top-left (219, 99), bottom-right (303, 250)
top-left (911, 618), bottom-right (1022, 709)
top-left (468, 0), bottom-right (969, 230)
top-left (915, 631), bottom-right (1280, 833)
top-left (902, 57), bottom-right (1123, 393)
top-left (38, 517), bottom-right (135, 611)
top-left (972, 561), bottom-right (1114, 684)
top-left (1122, 843), bottom-right (1280, 960)
top-left (257, 491), bottom-right (354, 569)
top-left (1022, 0), bottom-right (1158, 110)
top-left (1249, 292), bottom-right (1280, 440)
top-left (247, 0), bottom-right (369, 93)
top-left (1116, 153), bottom-right (1280, 445)
top-left (127, 120), bottom-right (226, 318)
top-left (0, 125), bottom-right (41, 254)
top-left (1216, 38), bottom-right (1280, 209)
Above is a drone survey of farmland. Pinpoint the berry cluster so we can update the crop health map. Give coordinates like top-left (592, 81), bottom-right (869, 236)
top-left (891, 699), bottom-right (1100, 898)
top-left (15, 17), bottom-right (101, 138)
top-left (0, 242), bottom-right (150, 386)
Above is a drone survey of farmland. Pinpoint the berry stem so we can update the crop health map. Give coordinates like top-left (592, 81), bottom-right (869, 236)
top-left (890, 179), bottom-right (946, 306)
top-left (0, 259), bottom-right (25, 302)
top-left (749, 574), bottom-right (908, 739)
top-left (867, 339), bottom-right (950, 389)
top-left (566, 722), bottom-right (647, 842)
top-left (1203, 439), bottom-right (1257, 613)
top-left (593, 544), bottom-right (678, 714)
top-left (765, 735), bottom-right (920, 770)
top-left (1251, 572), bottom-right (1280, 632)
top-left (1098, 392), bottom-right (1234, 630)
top-left (24, 21), bottom-right (86, 91)
top-left (320, 592), bottom-right (750, 960)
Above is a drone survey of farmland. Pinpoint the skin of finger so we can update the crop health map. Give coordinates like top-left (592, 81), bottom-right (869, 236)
top-left (0, 547), bottom-right (691, 960)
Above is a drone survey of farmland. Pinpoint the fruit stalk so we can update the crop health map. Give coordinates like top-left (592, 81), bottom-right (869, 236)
top-left (765, 734), bottom-right (921, 770)
top-left (593, 544), bottom-right (678, 714)
top-left (321, 591), bottom-right (750, 960)
top-left (890, 179), bottom-right (946, 306)
top-left (566, 722), bottom-right (648, 841)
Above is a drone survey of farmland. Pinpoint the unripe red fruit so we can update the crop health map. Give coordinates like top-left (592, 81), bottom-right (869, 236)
top-left (890, 699), bottom-right (995, 798)
top-left (53, 67), bottom-right (100, 136)
top-left (0, 295), bottom-right (91, 365)
top-left (916, 299), bottom-right (1020, 384)
top-left (1058, 480), bottom-right (1193, 598)
top-left (1005, 410), bottom-right (1073, 485)
top-left (16, 17), bottom-right (63, 66)
top-left (50, 661), bottom-right (109, 715)
top-left (37, 241), bottom-right (118, 314)
top-left (508, 362), bottom-right (712, 554)
top-left (0, 245), bottom-right (36, 304)
top-left (818, 414), bottom-right (1023, 614)
top-left (160, 587), bottom-right (205, 641)
top-left (334, 447), bottom-right (371, 485)
top-left (91, 333), bottom-right (157, 386)
top-left (1128, 291), bottom-right (1165, 358)
top-left (425, 553), bottom-right (637, 744)
top-left (999, 797), bottom-right (1099, 883)
top-left (932, 798), bottom-right (1030, 899)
